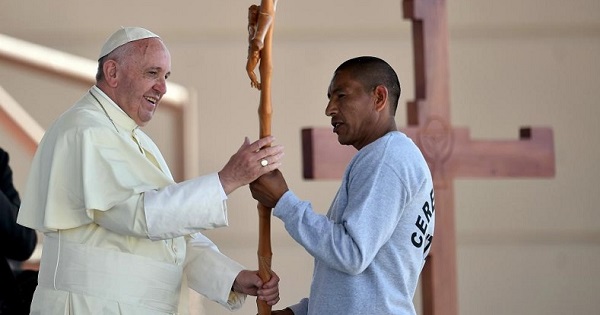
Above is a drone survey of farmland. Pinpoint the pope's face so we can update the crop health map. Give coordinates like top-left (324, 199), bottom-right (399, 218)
top-left (114, 38), bottom-right (171, 126)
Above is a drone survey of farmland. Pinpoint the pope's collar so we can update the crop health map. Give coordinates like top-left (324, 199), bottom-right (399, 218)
top-left (89, 86), bottom-right (139, 132)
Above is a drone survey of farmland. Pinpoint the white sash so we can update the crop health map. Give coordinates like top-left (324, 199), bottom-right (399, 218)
top-left (38, 233), bottom-right (182, 313)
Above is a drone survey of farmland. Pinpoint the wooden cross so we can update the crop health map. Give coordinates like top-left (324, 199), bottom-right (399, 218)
top-left (301, 1), bottom-right (555, 314)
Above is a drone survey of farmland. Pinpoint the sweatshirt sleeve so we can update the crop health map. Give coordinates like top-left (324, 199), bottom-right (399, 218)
top-left (274, 150), bottom-right (408, 275)
top-left (288, 298), bottom-right (309, 315)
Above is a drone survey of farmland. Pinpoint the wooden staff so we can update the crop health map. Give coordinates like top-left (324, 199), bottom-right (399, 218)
top-left (246, 1), bottom-right (277, 314)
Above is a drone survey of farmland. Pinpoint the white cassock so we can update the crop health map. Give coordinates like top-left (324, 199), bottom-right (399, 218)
top-left (18, 86), bottom-right (245, 314)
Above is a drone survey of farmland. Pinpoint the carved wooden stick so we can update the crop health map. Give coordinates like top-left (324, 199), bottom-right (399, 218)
top-left (246, 1), bottom-right (277, 314)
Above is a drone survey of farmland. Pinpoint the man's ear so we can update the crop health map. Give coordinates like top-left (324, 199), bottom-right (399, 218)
top-left (103, 60), bottom-right (119, 87)
top-left (373, 85), bottom-right (388, 112)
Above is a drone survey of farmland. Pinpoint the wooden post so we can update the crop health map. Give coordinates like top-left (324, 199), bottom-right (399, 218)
top-left (301, 1), bottom-right (555, 315)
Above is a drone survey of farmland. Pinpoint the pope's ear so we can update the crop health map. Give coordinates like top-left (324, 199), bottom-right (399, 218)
top-left (103, 60), bottom-right (119, 87)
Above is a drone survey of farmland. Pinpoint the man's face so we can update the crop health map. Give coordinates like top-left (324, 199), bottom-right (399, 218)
top-left (326, 70), bottom-right (378, 150)
top-left (114, 39), bottom-right (171, 126)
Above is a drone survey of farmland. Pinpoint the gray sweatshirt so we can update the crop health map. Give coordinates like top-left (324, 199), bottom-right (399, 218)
top-left (274, 131), bottom-right (435, 315)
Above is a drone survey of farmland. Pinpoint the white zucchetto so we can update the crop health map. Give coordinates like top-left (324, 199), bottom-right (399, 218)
top-left (99, 27), bottom-right (160, 59)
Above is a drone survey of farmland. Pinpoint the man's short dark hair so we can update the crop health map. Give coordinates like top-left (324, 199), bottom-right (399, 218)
top-left (335, 56), bottom-right (401, 115)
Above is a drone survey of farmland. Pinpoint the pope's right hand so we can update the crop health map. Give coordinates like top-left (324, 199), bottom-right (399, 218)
top-left (218, 136), bottom-right (284, 195)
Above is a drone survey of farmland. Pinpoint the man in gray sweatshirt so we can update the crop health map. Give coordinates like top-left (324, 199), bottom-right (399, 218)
top-left (250, 56), bottom-right (435, 315)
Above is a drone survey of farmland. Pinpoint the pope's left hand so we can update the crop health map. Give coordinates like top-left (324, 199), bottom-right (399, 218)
top-left (233, 269), bottom-right (281, 305)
